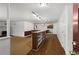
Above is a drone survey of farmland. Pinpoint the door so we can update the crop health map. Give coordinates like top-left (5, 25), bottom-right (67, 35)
top-left (73, 4), bottom-right (79, 52)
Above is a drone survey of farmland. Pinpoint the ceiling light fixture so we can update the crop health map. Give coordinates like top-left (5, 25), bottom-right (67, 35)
top-left (40, 3), bottom-right (48, 7)
top-left (32, 11), bottom-right (41, 20)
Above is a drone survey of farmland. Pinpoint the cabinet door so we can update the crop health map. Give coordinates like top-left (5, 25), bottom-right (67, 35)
top-left (0, 38), bottom-right (10, 55)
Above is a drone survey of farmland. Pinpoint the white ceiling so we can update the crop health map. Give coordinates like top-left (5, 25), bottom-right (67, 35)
top-left (10, 3), bottom-right (65, 23)
top-left (0, 3), bottom-right (66, 23)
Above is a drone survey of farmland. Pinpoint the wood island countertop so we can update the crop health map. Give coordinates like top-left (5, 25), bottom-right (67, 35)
top-left (32, 30), bottom-right (46, 33)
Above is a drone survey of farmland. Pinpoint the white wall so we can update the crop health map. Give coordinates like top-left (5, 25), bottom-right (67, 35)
top-left (10, 21), bottom-right (24, 37)
top-left (24, 22), bottom-right (34, 31)
top-left (57, 6), bottom-right (67, 51)
top-left (57, 4), bottom-right (73, 54)
top-left (35, 23), bottom-right (58, 34)
top-left (35, 24), bottom-right (47, 31)
top-left (67, 4), bottom-right (73, 54)
top-left (10, 21), bottom-right (34, 37)
top-left (11, 21), bottom-right (58, 36)
top-left (0, 4), bottom-right (7, 19)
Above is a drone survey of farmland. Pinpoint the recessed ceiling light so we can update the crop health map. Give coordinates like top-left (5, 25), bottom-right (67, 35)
top-left (40, 3), bottom-right (48, 7)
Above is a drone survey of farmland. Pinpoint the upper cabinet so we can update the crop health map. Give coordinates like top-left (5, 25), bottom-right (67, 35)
top-left (0, 4), bottom-right (8, 20)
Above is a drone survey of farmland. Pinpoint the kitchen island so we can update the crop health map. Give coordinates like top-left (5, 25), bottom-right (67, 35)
top-left (32, 30), bottom-right (47, 50)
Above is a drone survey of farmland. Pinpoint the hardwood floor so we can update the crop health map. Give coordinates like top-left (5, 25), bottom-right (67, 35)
top-left (28, 34), bottom-right (65, 55)
top-left (11, 35), bottom-right (32, 55)
top-left (11, 34), bottom-right (65, 55)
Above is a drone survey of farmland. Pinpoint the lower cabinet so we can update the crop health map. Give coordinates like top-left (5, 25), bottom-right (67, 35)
top-left (0, 38), bottom-right (10, 55)
top-left (32, 31), bottom-right (46, 50)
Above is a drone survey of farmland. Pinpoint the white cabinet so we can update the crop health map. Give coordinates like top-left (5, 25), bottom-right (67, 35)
top-left (0, 38), bottom-right (10, 55)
